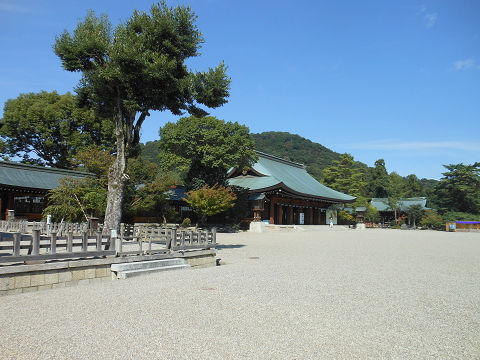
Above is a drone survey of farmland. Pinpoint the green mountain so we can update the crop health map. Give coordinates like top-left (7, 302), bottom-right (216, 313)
top-left (252, 132), bottom-right (343, 181)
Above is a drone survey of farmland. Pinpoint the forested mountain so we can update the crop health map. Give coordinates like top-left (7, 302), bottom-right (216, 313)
top-left (251, 132), bottom-right (341, 180)
top-left (139, 131), bottom-right (438, 200)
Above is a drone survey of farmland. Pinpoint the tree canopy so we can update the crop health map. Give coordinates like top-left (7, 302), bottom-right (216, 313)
top-left (322, 153), bottom-right (367, 204)
top-left (54, 2), bottom-right (231, 231)
top-left (184, 184), bottom-right (237, 224)
top-left (0, 91), bottom-right (114, 168)
top-left (159, 115), bottom-right (257, 189)
top-left (434, 162), bottom-right (480, 214)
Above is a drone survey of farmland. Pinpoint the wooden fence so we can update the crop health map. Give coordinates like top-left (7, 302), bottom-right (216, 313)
top-left (0, 229), bottom-right (115, 263)
top-left (0, 224), bottom-right (216, 264)
top-left (115, 226), bottom-right (216, 256)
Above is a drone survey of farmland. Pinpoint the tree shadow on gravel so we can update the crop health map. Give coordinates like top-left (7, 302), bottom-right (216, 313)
top-left (215, 244), bottom-right (245, 249)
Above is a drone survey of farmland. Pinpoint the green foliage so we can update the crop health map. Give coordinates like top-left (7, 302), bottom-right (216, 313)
top-left (0, 91), bottom-right (114, 168)
top-left (338, 210), bottom-right (355, 225)
top-left (54, 3), bottom-right (231, 229)
top-left (127, 157), bottom-right (159, 185)
top-left (43, 177), bottom-right (107, 222)
top-left (44, 146), bottom-right (114, 222)
top-left (404, 174), bottom-right (421, 197)
top-left (252, 132), bottom-right (342, 181)
top-left (405, 204), bottom-right (424, 227)
top-left (130, 175), bottom-right (174, 215)
top-left (159, 116), bottom-right (257, 189)
top-left (139, 141), bottom-right (162, 166)
top-left (322, 153), bottom-right (367, 199)
top-left (441, 211), bottom-right (480, 222)
top-left (54, 3), bottom-right (230, 141)
top-left (364, 204), bottom-right (380, 223)
top-left (420, 210), bottom-right (444, 229)
top-left (181, 218), bottom-right (191, 228)
top-left (434, 163), bottom-right (480, 214)
top-left (184, 184), bottom-right (237, 223)
top-left (224, 186), bottom-right (250, 224)
top-left (371, 159), bottom-right (389, 198)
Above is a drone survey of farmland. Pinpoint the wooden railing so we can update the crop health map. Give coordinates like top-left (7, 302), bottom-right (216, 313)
top-left (0, 225), bottom-right (216, 263)
top-left (115, 226), bottom-right (216, 256)
top-left (0, 230), bottom-right (115, 264)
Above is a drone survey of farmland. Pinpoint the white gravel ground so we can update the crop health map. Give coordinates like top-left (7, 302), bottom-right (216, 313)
top-left (0, 228), bottom-right (479, 359)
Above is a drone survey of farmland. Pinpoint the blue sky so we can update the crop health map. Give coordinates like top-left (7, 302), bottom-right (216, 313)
top-left (1, 0), bottom-right (479, 179)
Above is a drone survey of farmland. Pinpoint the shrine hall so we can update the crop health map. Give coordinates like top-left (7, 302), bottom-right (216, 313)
top-left (227, 151), bottom-right (355, 225)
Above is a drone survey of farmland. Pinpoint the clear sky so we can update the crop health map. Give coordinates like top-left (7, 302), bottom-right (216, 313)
top-left (1, 0), bottom-right (479, 179)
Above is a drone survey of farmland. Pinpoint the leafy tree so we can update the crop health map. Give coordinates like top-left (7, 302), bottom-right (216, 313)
top-left (338, 210), bottom-right (355, 225)
top-left (404, 174), bottom-right (421, 197)
top-left (129, 175), bottom-right (175, 223)
top-left (184, 184), bottom-right (237, 224)
top-left (54, 3), bottom-right (231, 232)
top-left (441, 211), bottom-right (480, 222)
top-left (224, 186), bottom-right (250, 225)
top-left (420, 210), bottom-right (444, 229)
top-left (434, 163), bottom-right (480, 214)
top-left (0, 91), bottom-right (114, 168)
top-left (371, 159), bottom-right (389, 198)
top-left (322, 153), bottom-right (368, 199)
top-left (387, 171), bottom-right (404, 220)
top-left (159, 115), bottom-right (257, 189)
top-left (43, 177), bottom-right (107, 222)
top-left (364, 203), bottom-right (380, 223)
top-left (406, 204), bottom-right (424, 227)
top-left (43, 146), bottom-right (114, 222)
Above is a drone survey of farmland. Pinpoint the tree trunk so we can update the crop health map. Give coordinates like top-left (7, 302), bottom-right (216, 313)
top-left (103, 102), bottom-right (127, 234)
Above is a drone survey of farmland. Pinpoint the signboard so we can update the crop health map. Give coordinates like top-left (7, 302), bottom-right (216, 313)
top-left (299, 213), bottom-right (304, 225)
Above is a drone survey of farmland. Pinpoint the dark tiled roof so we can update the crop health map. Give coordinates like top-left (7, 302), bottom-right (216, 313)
top-left (228, 151), bottom-right (355, 203)
top-left (0, 161), bottom-right (89, 190)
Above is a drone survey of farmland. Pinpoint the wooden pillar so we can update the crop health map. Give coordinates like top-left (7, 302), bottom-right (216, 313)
top-left (289, 206), bottom-right (294, 225)
top-left (269, 198), bottom-right (275, 224)
top-left (278, 205), bottom-right (283, 225)
top-left (309, 208), bottom-right (314, 225)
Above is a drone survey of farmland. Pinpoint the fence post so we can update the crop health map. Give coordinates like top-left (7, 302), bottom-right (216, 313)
top-left (96, 230), bottom-right (102, 251)
top-left (67, 232), bottom-right (73, 253)
top-left (32, 229), bottom-right (40, 255)
top-left (82, 231), bottom-right (88, 252)
top-left (111, 229), bottom-right (121, 255)
top-left (171, 226), bottom-right (177, 250)
top-left (212, 227), bottom-right (217, 247)
top-left (189, 230), bottom-right (194, 246)
top-left (181, 230), bottom-right (185, 249)
top-left (138, 233), bottom-right (143, 253)
top-left (13, 232), bottom-right (21, 256)
top-left (50, 231), bottom-right (57, 255)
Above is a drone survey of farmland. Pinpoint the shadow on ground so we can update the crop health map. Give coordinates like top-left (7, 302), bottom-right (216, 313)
top-left (215, 244), bottom-right (246, 249)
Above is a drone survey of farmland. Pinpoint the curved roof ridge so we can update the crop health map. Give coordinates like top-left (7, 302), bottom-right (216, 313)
top-left (254, 150), bottom-right (305, 169)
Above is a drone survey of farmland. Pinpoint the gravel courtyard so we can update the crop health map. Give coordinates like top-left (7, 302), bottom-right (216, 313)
top-left (1, 228), bottom-right (479, 359)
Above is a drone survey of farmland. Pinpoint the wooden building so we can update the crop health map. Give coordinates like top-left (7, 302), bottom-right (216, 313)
top-left (370, 197), bottom-right (429, 223)
top-left (227, 151), bottom-right (355, 225)
top-left (0, 161), bottom-right (89, 221)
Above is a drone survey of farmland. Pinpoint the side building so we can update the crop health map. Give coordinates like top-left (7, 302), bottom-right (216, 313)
top-left (0, 161), bottom-right (89, 221)
top-left (227, 151), bottom-right (355, 225)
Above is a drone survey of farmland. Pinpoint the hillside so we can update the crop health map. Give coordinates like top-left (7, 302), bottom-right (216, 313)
top-left (140, 132), bottom-right (353, 181)
top-left (252, 132), bottom-right (343, 180)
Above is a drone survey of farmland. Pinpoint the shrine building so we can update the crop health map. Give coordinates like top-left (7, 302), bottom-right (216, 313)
top-left (227, 151), bottom-right (355, 225)
top-left (0, 161), bottom-right (89, 220)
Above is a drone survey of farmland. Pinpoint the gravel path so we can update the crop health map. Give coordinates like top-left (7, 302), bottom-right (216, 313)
top-left (1, 228), bottom-right (479, 359)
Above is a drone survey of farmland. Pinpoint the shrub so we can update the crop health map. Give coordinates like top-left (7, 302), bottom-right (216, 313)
top-left (364, 204), bottom-right (380, 223)
top-left (442, 211), bottom-right (480, 222)
top-left (181, 217), bottom-right (191, 228)
top-left (338, 210), bottom-right (355, 225)
top-left (420, 210), bottom-right (444, 229)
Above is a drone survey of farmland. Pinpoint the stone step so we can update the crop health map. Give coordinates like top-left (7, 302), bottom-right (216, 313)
top-left (111, 258), bottom-right (190, 280)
